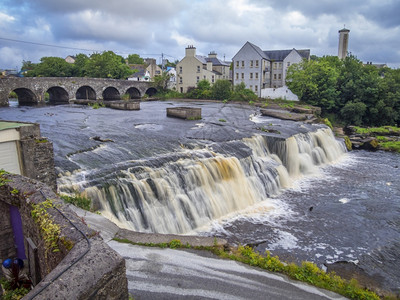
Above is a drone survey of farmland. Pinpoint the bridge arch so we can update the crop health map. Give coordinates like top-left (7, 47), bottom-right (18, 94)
top-left (13, 88), bottom-right (38, 105)
top-left (76, 86), bottom-right (96, 100)
top-left (103, 87), bottom-right (120, 101)
top-left (145, 87), bottom-right (157, 97)
top-left (46, 86), bottom-right (69, 104)
top-left (125, 87), bottom-right (141, 99)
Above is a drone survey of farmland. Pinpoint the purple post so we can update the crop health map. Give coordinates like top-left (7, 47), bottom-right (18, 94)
top-left (10, 205), bottom-right (26, 259)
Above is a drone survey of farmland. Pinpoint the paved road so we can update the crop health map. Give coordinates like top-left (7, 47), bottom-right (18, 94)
top-left (109, 241), bottom-right (346, 300)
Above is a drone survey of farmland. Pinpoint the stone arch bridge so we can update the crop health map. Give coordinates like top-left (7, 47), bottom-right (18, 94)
top-left (0, 77), bottom-right (158, 106)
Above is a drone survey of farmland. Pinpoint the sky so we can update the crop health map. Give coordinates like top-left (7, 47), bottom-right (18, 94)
top-left (0, 0), bottom-right (399, 70)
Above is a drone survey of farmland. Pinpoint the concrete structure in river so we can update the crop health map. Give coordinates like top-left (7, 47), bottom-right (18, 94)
top-left (0, 77), bottom-right (157, 106)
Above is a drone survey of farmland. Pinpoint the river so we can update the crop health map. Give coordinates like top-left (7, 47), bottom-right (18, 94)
top-left (0, 100), bottom-right (399, 294)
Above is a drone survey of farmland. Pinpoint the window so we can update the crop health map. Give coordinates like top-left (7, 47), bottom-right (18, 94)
top-left (179, 77), bottom-right (182, 83)
top-left (156, 70), bottom-right (161, 75)
top-left (179, 66), bottom-right (182, 74)
top-left (242, 61), bottom-right (245, 67)
top-left (255, 85), bottom-right (258, 92)
top-left (278, 74), bottom-right (282, 80)
top-left (196, 76), bottom-right (200, 83)
top-left (273, 63), bottom-right (277, 70)
top-left (236, 61), bottom-right (239, 68)
top-left (212, 75), bottom-right (215, 83)
top-left (241, 73), bottom-right (244, 79)
top-left (250, 60), bottom-right (253, 67)
top-left (287, 62), bottom-right (290, 67)
top-left (250, 73), bottom-right (253, 79)
top-left (250, 85), bottom-right (253, 90)
top-left (255, 72), bottom-right (258, 79)
top-left (236, 73), bottom-right (239, 80)
top-left (279, 62), bottom-right (282, 68)
top-left (274, 74), bottom-right (277, 80)
top-left (255, 60), bottom-right (259, 67)
top-left (204, 75), bottom-right (206, 79)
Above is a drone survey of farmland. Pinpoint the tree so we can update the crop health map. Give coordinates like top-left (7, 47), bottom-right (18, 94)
top-left (127, 54), bottom-right (144, 65)
top-left (72, 53), bottom-right (89, 77)
top-left (27, 57), bottom-right (74, 77)
top-left (230, 82), bottom-right (257, 101)
top-left (85, 51), bottom-right (133, 79)
top-left (340, 101), bottom-right (367, 125)
top-left (211, 80), bottom-right (232, 100)
top-left (152, 71), bottom-right (171, 92)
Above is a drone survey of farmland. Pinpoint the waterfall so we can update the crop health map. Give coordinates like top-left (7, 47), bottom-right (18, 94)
top-left (58, 127), bottom-right (346, 234)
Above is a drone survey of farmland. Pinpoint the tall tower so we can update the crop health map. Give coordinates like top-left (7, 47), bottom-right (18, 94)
top-left (338, 27), bottom-right (350, 59)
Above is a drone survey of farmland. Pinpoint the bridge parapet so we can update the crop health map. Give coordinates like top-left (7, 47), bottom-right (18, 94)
top-left (0, 77), bottom-right (157, 106)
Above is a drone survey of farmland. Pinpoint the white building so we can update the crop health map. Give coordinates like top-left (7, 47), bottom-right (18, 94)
top-left (232, 42), bottom-right (310, 97)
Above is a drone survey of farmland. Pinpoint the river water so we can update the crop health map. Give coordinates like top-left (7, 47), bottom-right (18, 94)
top-left (0, 100), bottom-right (399, 293)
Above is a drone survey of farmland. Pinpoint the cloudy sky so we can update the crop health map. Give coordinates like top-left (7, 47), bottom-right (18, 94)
top-left (0, 0), bottom-right (399, 70)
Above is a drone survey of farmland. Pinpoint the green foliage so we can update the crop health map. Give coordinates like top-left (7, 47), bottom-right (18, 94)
top-left (60, 193), bottom-right (92, 211)
top-left (31, 199), bottom-right (61, 254)
top-left (323, 118), bottom-right (333, 129)
top-left (187, 79), bottom-right (212, 99)
top-left (88, 102), bottom-right (105, 109)
top-left (26, 56), bottom-right (74, 77)
top-left (219, 119), bottom-right (226, 122)
top-left (353, 126), bottom-right (400, 135)
top-left (344, 136), bottom-right (352, 150)
top-left (211, 80), bottom-right (232, 100)
top-left (121, 94), bottom-right (130, 101)
top-left (8, 91), bottom-right (18, 98)
top-left (152, 71), bottom-right (171, 92)
top-left (286, 55), bottom-right (400, 127)
top-left (230, 82), bottom-right (258, 102)
top-left (0, 169), bottom-right (11, 187)
top-left (85, 51), bottom-right (133, 79)
top-left (379, 141), bottom-right (400, 153)
top-left (127, 54), bottom-right (144, 65)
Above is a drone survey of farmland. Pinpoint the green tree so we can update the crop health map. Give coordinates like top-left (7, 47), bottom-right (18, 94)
top-left (72, 53), bottom-right (89, 77)
top-left (187, 79), bottom-right (212, 99)
top-left (211, 80), bottom-right (232, 100)
top-left (85, 51), bottom-right (133, 79)
top-left (152, 71), bottom-right (171, 92)
top-left (27, 57), bottom-right (74, 77)
top-left (230, 82), bottom-right (257, 101)
top-left (127, 54), bottom-right (144, 65)
top-left (340, 101), bottom-right (367, 125)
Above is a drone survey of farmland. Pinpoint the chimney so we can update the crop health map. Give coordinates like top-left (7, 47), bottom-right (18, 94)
top-left (208, 51), bottom-right (217, 58)
top-left (185, 45), bottom-right (196, 57)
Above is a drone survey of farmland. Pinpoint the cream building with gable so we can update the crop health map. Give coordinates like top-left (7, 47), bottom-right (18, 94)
top-left (176, 46), bottom-right (231, 93)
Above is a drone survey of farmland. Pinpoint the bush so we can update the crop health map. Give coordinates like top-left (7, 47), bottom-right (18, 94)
top-left (60, 193), bottom-right (92, 211)
top-left (211, 80), bottom-right (232, 100)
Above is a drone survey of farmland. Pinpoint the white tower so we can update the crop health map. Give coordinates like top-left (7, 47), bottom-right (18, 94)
top-left (338, 27), bottom-right (350, 59)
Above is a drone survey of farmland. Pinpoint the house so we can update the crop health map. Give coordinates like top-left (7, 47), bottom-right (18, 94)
top-left (144, 58), bottom-right (163, 78)
top-left (128, 65), bottom-right (151, 81)
top-left (176, 46), bottom-right (231, 93)
top-left (65, 55), bottom-right (76, 64)
top-left (232, 41), bottom-right (310, 96)
top-left (166, 67), bottom-right (177, 89)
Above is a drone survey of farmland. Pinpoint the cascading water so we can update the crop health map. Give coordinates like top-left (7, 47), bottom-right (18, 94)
top-left (58, 127), bottom-right (346, 234)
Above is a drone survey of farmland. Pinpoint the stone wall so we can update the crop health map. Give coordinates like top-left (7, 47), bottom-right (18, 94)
top-left (0, 174), bottom-right (128, 299)
top-left (0, 200), bottom-right (16, 259)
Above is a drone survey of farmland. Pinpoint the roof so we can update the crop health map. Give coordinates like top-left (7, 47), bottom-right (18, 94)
top-left (205, 57), bottom-right (230, 66)
top-left (264, 49), bottom-right (310, 61)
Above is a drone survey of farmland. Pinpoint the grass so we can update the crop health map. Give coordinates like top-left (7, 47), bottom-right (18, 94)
top-left (88, 102), bottom-right (105, 109)
top-left (60, 193), bottom-right (92, 211)
top-left (113, 238), bottom-right (380, 300)
top-left (219, 118), bottom-right (227, 122)
top-left (353, 126), bottom-right (400, 135)
top-left (379, 141), bottom-right (400, 153)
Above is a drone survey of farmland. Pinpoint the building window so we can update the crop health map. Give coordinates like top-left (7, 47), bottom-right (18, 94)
top-left (236, 61), bottom-right (239, 68)
top-left (180, 87), bottom-right (183, 93)
top-left (255, 72), bottom-right (258, 79)
top-left (250, 60), bottom-right (253, 67)
top-left (241, 61), bottom-right (245, 68)
top-left (287, 62), bottom-right (290, 67)
top-left (273, 63), bottom-right (277, 70)
top-left (279, 62), bottom-right (282, 68)
top-left (196, 76), bottom-right (200, 83)
top-left (255, 85), bottom-right (258, 92)
top-left (274, 74), bottom-right (277, 80)
top-left (212, 75), bottom-right (215, 83)
top-left (179, 77), bottom-right (183, 83)
top-left (204, 75), bottom-right (206, 79)
top-left (236, 73), bottom-right (239, 80)
top-left (278, 74), bottom-right (282, 80)
top-left (256, 60), bottom-right (259, 67)
top-left (250, 73), bottom-right (253, 79)
top-left (250, 85), bottom-right (253, 90)
top-left (179, 66), bottom-right (182, 74)
top-left (241, 73), bottom-right (244, 79)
